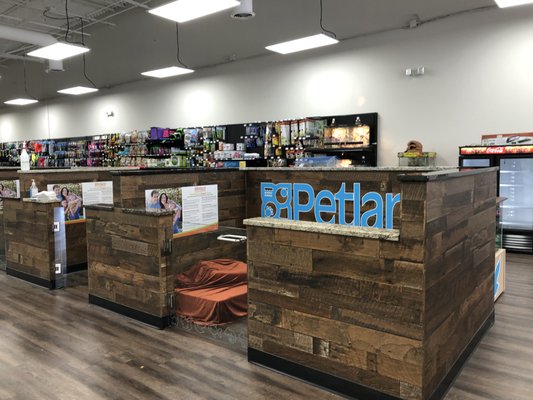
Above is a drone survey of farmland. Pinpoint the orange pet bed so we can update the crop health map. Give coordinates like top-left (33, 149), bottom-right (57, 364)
top-left (175, 259), bottom-right (248, 325)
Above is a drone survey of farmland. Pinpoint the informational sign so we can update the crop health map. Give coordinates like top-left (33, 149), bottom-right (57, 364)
top-left (260, 182), bottom-right (400, 230)
top-left (181, 184), bottom-right (218, 236)
top-left (47, 183), bottom-right (84, 223)
top-left (482, 132), bottom-right (533, 146)
top-left (82, 181), bottom-right (113, 205)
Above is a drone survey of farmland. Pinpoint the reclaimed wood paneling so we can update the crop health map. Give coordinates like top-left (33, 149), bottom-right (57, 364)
top-left (87, 206), bottom-right (246, 325)
top-left (3, 199), bottom-right (56, 282)
top-left (19, 170), bottom-right (115, 198)
top-left (422, 170), bottom-right (497, 399)
top-left (86, 207), bottom-right (173, 319)
top-left (244, 170), bottom-right (416, 229)
top-left (247, 224), bottom-right (425, 398)
top-left (113, 170), bottom-right (246, 227)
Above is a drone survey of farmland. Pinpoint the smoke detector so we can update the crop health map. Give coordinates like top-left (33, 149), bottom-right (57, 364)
top-left (231, 0), bottom-right (255, 19)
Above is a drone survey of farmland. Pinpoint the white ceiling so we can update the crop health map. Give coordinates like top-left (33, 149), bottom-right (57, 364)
top-left (0, 0), bottom-right (500, 104)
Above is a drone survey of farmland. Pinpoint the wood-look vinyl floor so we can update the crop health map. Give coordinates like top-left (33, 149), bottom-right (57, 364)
top-left (0, 253), bottom-right (531, 400)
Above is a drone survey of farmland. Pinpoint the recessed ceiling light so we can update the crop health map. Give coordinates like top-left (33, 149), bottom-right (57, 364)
top-left (27, 43), bottom-right (90, 61)
top-left (495, 0), bottom-right (533, 7)
top-left (266, 33), bottom-right (339, 55)
top-left (141, 66), bottom-right (194, 78)
top-left (57, 86), bottom-right (99, 96)
top-left (149, 0), bottom-right (240, 23)
top-left (4, 98), bottom-right (39, 106)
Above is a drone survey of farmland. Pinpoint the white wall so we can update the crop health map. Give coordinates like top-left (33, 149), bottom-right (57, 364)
top-left (1, 7), bottom-right (533, 166)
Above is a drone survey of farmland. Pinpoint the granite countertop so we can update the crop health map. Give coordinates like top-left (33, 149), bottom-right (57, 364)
top-left (84, 204), bottom-right (175, 216)
top-left (122, 208), bottom-right (175, 216)
top-left (243, 217), bottom-right (399, 241)
top-left (398, 167), bottom-right (499, 182)
top-left (22, 198), bottom-right (59, 204)
top-left (241, 166), bottom-right (455, 171)
top-left (109, 167), bottom-right (239, 176)
top-left (18, 167), bottom-right (140, 174)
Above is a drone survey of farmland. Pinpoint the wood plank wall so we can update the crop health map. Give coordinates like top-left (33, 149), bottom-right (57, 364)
top-left (246, 226), bottom-right (425, 399)
top-left (113, 170), bottom-right (245, 227)
top-left (169, 229), bottom-right (247, 276)
top-left (86, 207), bottom-right (173, 319)
top-left (422, 171), bottom-right (497, 398)
top-left (19, 170), bottom-right (115, 197)
top-left (245, 170), bottom-right (409, 227)
top-left (3, 199), bottom-right (55, 282)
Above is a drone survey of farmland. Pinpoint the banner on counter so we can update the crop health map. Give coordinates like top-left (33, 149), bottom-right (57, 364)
top-left (145, 187), bottom-right (183, 235)
top-left (0, 179), bottom-right (20, 209)
top-left (82, 181), bottom-right (113, 206)
top-left (260, 182), bottom-right (400, 229)
top-left (181, 184), bottom-right (218, 237)
top-left (48, 183), bottom-right (84, 224)
top-left (144, 184), bottom-right (218, 237)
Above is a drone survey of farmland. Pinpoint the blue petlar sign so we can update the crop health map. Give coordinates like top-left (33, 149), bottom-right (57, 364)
top-left (261, 182), bottom-right (400, 229)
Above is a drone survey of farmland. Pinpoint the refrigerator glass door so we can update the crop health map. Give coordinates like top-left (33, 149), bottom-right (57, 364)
top-left (499, 158), bottom-right (533, 231)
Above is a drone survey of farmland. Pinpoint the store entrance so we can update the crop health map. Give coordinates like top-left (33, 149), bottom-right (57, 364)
top-left (167, 226), bottom-right (248, 353)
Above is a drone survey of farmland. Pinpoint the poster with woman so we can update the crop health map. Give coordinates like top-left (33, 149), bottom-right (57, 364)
top-left (47, 183), bottom-right (84, 222)
top-left (0, 180), bottom-right (20, 209)
top-left (144, 188), bottom-right (183, 234)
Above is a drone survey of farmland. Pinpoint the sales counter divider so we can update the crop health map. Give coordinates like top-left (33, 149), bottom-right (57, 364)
top-left (3, 165), bottom-right (499, 400)
top-left (0, 167), bottom-right (21, 270)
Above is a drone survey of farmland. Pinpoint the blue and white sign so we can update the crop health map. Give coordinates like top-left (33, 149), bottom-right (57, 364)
top-left (261, 182), bottom-right (400, 229)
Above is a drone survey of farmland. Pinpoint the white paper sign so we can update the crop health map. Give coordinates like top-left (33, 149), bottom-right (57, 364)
top-left (81, 181), bottom-right (113, 205)
top-left (181, 184), bottom-right (218, 235)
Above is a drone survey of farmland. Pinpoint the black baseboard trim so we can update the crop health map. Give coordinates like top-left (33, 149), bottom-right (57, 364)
top-left (428, 310), bottom-right (495, 400)
top-left (248, 348), bottom-right (401, 400)
top-left (6, 267), bottom-right (55, 289)
top-left (88, 295), bottom-right (168, 330)
top-left (66, 263), bottom-right (87, 273)
top-left (248, 310), bottom-right (495, 400)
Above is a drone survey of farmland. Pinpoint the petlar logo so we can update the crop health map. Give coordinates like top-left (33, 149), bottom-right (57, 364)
top-left (260, 182), bottom-right (400, 229)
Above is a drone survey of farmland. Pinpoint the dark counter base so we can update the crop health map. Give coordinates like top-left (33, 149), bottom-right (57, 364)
top-left (428, 311), bottom-right (494, 400)
top-left (248, 348), bottom-right (401, 400)
top-left (66, 263), bottom-right (88, 274)
top-left (249, 311), bottom-right (494, 400)
top-left (88, 295), bottom-right (169, 330)
top-left (6, 267), bottom-right (55, 289)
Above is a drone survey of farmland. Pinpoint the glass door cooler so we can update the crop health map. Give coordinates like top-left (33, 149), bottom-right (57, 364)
top-left (459, 145), bottom-right (533, 253)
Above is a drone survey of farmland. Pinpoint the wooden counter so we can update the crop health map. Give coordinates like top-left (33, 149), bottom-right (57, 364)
top-left (4, 198), bottom-right (59, 288)
top-left (109, 168), bottom-right (245, 227)
top-left (244, 167), bottom-right (497, 400)
top-left (86, 205), bottom-right (246, 329)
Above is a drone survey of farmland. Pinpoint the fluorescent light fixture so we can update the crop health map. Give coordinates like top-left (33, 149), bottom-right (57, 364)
top-left (57, 86), bottom-right (99, 96)
top-left (266, 33), bottom-right (339, 55)
top-left (495, 0), bottom-right (533, 6)
top-left (27, 43), bottom-right (90, 61)
top-left (141, 66), bottom-right (194, 78)
top-left (149, 0), bottom-right (240, 23)
top-left (4, 98), bottom-right (38, 106)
